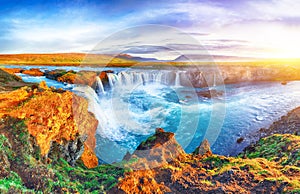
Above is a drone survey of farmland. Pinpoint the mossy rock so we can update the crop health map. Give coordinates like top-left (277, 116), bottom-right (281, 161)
top-left (241, 134), bottom-right (300, 166)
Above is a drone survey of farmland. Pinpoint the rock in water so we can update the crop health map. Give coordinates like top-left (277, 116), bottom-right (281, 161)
top-left (237, 137), bottom-right (244, 144)
top-left (193, 139), bottom-right (212, 157)
top-left (22, 68), bottom-right (44, 76)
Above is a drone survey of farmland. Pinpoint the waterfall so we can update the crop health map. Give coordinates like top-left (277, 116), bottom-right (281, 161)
top-left (107, 73), bottom-right (117, 88)
top-left (213, 73), bottom-right (216, 87)
top-left (72, 85), bottom-right (122, 140)
top-left (95, 76), bottom-right (105, 94)
top-left (105, 70), bottom-right (188, 89)
top-left (72, 69), bottom-right (209, 163)
top-left (175, 72), bottom-right (181, 87)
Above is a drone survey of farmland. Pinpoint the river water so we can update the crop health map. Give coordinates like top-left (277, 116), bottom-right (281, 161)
top-left (6, 65), bottom-right (300, 163)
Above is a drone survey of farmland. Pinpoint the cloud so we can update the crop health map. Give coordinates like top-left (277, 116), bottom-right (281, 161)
top-left (183, 32), bottom-right (210, 36)
top-left (0, 0), bottom-right (300, 58)
top-left (247, 0), bottom-right (300, 19)
top-left (125, 45), bottom-right (172, 54)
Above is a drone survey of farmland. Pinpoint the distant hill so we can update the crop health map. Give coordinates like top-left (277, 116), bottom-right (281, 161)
top-left (174, 54), bottom-right (259, 62)
top-left (1, 53), bottom-right (299, 67)
top-left (0, 53), bottom-right (136, 66)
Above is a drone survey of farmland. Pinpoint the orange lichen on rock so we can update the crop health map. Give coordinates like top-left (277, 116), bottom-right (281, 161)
top-left (22, 68), bottom-right (44, 76)
top-left (74, 71), bottom-right (97, 86)
top-left (81, 144), bottom-right (99, 168)
top-left (0, 87), bottom-right (32, 117)
top-left (48, 70), bottom-right (98, 87)
top-left (114, 170), bottom-right (171, 194)
top-left (1, 68), bottom-right (23, 74)
top-left (0, 81), bottom-right (98, 168)
top-left (57, 72), bottom-right (77, 84)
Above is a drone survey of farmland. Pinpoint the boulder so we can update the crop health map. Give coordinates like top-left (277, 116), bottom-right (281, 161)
top-left (193, 139), bottom-right (212, 157)
top-left (197, 89), bottom-right (224, 98)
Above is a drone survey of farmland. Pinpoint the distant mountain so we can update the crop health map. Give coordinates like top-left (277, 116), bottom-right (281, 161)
top-left (117, 54), bottom-right (162, 62)
top-left (173, 54), bottom-right (259, 62)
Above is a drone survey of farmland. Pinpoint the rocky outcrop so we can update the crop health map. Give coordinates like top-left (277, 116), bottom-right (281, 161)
top-left (57, 71), bottom-right (77, 83)
top-left (123, 128), bottom-right (185, 169)
top-left (98, 70), bottom-right (114, 86)
top-left (44, 69), bottom-right (69, 80)
top-left (22, 68), bottom-right (44, 76)
top-left (45, 69), bottom-right (99, 87)
top-left (1, 68), bottom-right (23, 74)
top-left (258, 107), bottom-right (300, 137)
top-left (193, 139), bottom-right (212, 156)
top-left (240, 106), bottom-right (300, 149)
top-left (1, 67), bottom-right (44, 76)
top-left (111, 128), bottom-right (300, 193)
top-left (0, 81), bottom-right (98, 168)
top-left (0, 69), bottom-right (32, 91)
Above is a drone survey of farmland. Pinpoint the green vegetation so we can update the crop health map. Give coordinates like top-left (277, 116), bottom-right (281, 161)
top-left (47, 158), bottom-right (125, 193)
top-left (0, 117), bottom-right (127, 193)
top-left (201, 155), bottom-right (230, 169)
top-left (141, 134), bottom-right (157, 147)
top-left (241, 134), bottom-right (300, 166)
top-left (0, 134), bottom-right (13, 159)
top-left (200, 180), bottom-right (214, 186)
top-left (0, 171), bottom-right (35, 193)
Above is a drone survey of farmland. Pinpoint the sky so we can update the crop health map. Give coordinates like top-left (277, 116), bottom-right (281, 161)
top-left (1, 0), bottom-right (300, 60)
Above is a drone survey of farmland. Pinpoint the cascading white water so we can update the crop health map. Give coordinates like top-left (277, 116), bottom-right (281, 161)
top-left (107, 73), bottom-right (117, 88)
top-left (95, 76), bottom-right (105, 94)
top-left (213, 73), bottom-right (216, 87)
top-left (175, 71), bottom-right (181, 87)
top-left (72, 85), bottom-right (124, 140)
top-left (107, 70), bottom-right (188, 88)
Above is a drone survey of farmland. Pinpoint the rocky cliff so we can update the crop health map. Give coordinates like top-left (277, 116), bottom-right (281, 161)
top-left (49, 65), bottom-right (300, 89)
top-left (0, 73), bottom-right (98, 168)
top-left (185, 65), bottom-right (300, 88)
